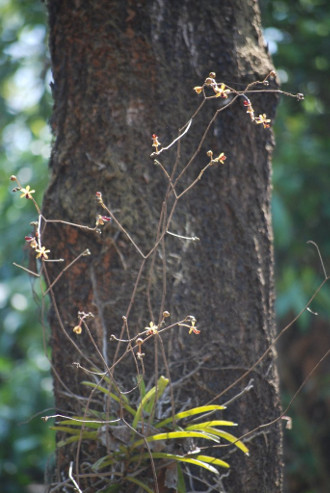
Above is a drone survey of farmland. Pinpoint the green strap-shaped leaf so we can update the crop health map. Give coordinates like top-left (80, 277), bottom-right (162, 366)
top-left (96, 484), bottom-right (120, 493)
top-left (126, 476), bottom-right (154, 493)
top-left (92, 455), bottom-right (114, 471)
top-left (185, 420), bottom-right (237, 429)
top-left (82, 381), bottom-right (136, 416)
top-left (130, 452), bottom-right (230, 473)
top-left (177, 463), bottom-right (186, 493)
top-left (132, 376), bottom-right (169, 429)
top-left (100, 375), bottom-right (131, 404)
top-left (187, 426), bottom-right (249, 455)
top-left (131, 430), bottom-right (219, 449)
top-left (155, 404), bottom-right (226, 428)
top-left (50, 425), bottom-right (97, 438)
top-left (56, 431), bottom-right (98, 448)
top-left (190, 454), bottom-right (230, 469)
top-left (137, 375), bottom-right (147, 400)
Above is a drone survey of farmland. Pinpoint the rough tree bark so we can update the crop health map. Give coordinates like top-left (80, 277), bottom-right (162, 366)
top-left (43, 0), bottom-right (283, 491)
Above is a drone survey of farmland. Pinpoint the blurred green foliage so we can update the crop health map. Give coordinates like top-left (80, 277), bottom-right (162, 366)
top-left (0, 1), bottom-right (54, 491)
top-left (262, 1), bottom-right (330, 492)
top-left (0, 0), bottom-right (329, 491)
top-left (262, 0), bottom-right (330, 322)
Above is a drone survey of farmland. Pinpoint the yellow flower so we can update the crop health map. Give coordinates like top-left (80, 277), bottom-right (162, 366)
top-left (35, 246), bottom-right (50, 260)
top-left (96, 215), bottom-right (112, 226)
top-left (188, 319), bottom-right (200, 335)
top-left (145, 321), bottom-right (158, 335)
top-left (255, 113), bottom-right (271, 128)
top-left (243, 99), bottom-right (255, 120)
top-left (20, 185), bottom-right (35, 199)
top-left (179, 315), bottom-right (200, 335)
top-left (211, 152), bottom-right (227, 165)
top-left (193, 86), bottom-right (203, 94)
top-left (152, 134), bottom-right (161, 152)
top-left (25, 236), bottom-right (38, 249)
top-left (214, 83), bottom-right (230, 98)
top-left (73, 325), bottom-right (82, 335)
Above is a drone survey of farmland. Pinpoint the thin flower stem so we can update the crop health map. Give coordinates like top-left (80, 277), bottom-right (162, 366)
top-left (151, 118), bottom-right (193, 157)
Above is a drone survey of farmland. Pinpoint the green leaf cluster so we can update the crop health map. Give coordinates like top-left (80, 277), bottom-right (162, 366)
top-left (52, 376), bottom-right (248, 492)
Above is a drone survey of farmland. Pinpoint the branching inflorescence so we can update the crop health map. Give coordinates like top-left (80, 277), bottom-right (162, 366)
top-left (11, 71), bottom-right (327, 493)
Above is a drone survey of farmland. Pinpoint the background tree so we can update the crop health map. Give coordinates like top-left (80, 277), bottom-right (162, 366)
top-left (41, 0), bottom-right (282, 491)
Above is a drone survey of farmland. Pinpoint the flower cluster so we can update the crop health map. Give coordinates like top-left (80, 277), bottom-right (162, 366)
top-left (193, 73), bottom-right (273, 130)
top-left (243, 97), bottom-right (271, 129)
top-left (194, 72), bottom-right (231, 99)
top-left (11, 176), bottom-right (51, 260)
top-left (11, 175), bottom-right (36, 200)
top-left (25, 235), bottom-right (50, 260)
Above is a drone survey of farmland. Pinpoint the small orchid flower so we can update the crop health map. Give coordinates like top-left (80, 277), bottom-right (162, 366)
top-left (73, 325), bottom-right (82, 335)
top-left (152, 134), bottom-right (161, 153)
top-left (145, 321), bottom-right (158, 335)
top-left (20, 185), bottom-right (35, 199)
top-left (96, 215), bottom-right (112, 226)
top-left (193, 86), bottom-right (203, 94)
top-left (35, 246), bottom-right (50, 260)
top-left (214, 83), bottom-right (230, 99)
top-left (25, 236), bottom-right (38, 249)
top-left (255, 113), bottom-right (271, 128)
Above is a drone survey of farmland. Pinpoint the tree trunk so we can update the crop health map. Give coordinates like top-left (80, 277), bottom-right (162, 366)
top-left (43, 0), bottom-right (282, 491)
